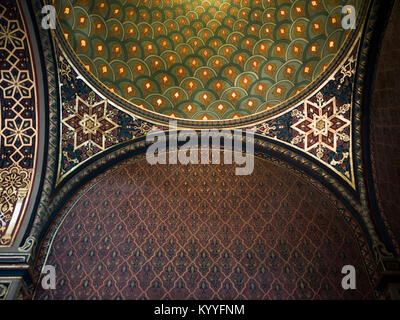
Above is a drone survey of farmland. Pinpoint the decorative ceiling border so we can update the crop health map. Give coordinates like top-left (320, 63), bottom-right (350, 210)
top-left (19, 0), bottom-right (61, 257)
top-left (0, 0), bottom-right (40, 247)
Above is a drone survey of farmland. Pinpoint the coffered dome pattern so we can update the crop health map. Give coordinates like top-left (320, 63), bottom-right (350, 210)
top-left (56, 0), bottom-right (359, 120)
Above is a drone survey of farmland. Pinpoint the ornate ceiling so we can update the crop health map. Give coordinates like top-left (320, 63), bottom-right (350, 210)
top-left (1, 0), bottom-right (400, 300)
top-left (56, 0), bottom-right (360, 122)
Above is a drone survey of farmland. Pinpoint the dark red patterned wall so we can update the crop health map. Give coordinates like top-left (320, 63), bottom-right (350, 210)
top-left (370, 1), bottom-right (400, 252)
top-left (34, 156), bottom-right (374, 299)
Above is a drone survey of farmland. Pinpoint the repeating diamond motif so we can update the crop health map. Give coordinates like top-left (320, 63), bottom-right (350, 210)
top-left (35, 155), bottom-right (373, 299)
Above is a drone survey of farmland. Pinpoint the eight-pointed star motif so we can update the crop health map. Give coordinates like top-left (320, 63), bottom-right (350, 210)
top-left (64, 96), bottom-right (118, 150)
top-left (0, 20), bottom-right (25, 49)
top-left (1, 117), bottom-right (35, 148)
top-left (0, 70), bottom-right (33, 100)
top-left (291, 95), bottom-right (350, 157)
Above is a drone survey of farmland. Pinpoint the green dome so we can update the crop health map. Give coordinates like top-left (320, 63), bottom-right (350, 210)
top-left (56, 0), bottom-right (359, 121)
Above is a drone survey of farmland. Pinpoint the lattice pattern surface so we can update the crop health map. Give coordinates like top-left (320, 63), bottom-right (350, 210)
top-left (35, 156), bottom-right (373, 299)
